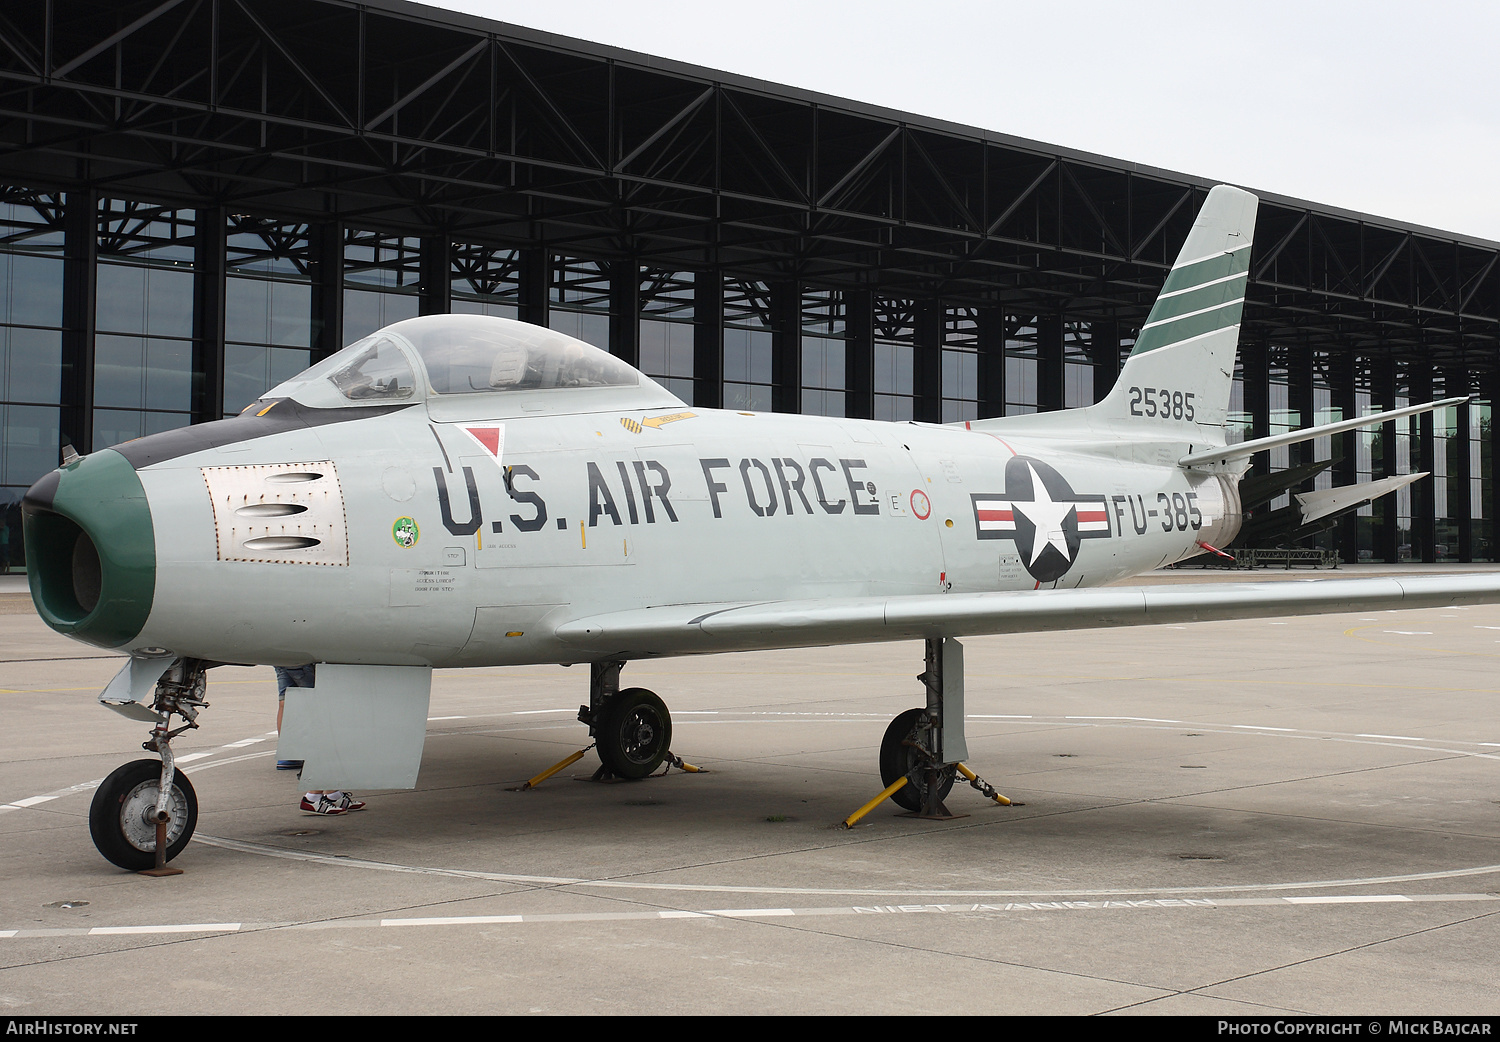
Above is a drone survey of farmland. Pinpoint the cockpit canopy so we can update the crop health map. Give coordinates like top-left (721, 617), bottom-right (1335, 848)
top-left (263, 314), bottom-right (675, 412)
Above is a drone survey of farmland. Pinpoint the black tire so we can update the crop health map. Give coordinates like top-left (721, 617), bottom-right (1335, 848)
top-left (879, 708), bottom-right (955, 813)
top-left (596, 688), bottom-right (672, 780)
top-left (88, 759), bottom-right (198, 871)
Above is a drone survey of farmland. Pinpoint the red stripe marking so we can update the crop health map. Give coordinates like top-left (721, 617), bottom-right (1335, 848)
top-left (976, 509), bottom-right (1013, 522)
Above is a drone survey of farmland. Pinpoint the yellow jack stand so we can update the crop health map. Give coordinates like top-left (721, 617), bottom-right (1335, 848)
top-left (841, 762), bottom-right (1019, 828)
top-left (513, 744), bottom-right (594, 791)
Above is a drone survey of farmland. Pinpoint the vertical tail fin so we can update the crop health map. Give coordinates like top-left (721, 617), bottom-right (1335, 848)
top-left (1090, 184), bottom-right (1258, 443)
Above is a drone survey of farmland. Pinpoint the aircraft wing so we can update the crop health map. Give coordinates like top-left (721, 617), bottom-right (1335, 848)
top-left (554, 573), bottom-right (1500, 658)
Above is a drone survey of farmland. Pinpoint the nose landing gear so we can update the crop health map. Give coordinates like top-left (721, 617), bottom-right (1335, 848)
top-left (88, 659), bottom-right (210, 873)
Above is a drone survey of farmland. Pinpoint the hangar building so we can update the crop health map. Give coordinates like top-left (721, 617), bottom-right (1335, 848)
top-left (2, 0), bottom-right (1498, 565)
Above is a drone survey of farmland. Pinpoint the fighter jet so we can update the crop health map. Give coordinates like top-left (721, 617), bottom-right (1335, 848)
top-left (23, 185), bottom-right (1500, 870)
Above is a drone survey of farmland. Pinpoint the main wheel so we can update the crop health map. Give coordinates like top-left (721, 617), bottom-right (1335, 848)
top-left (879, 708), bottom-right (955, 813)
top-left (596, 688), bottom-right (672, 780)
top-left (88, 759), bottom-right (198, 871)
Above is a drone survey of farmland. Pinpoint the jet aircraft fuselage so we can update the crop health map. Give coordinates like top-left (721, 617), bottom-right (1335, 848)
top-left (54, 393), bottom-right (1236, 671)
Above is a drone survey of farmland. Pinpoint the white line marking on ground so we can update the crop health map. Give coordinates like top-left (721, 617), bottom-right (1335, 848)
top-left (8, 894), bottom-right (1496, 940)
top-left (89, 924), bottom-right (241, 935)
top-left (191, 834), bottom-right (1500, 899)
top-left (382, 915), bottom-right (521, 927)
top-left (1067, 716), bottom-right (1180, 723)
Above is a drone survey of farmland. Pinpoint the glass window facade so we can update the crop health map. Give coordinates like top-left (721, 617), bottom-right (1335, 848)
top-left (1266, 360), bottom-right (1295, 509)
top-left (549, 256), bottom-right (609, 351)
top-left (93, 198), bottom-right (196, 450)
top-left (942, 308), bottom-right (979, 423)
top-left (801, 290), bottom-right (846, 418)
top-left (873, 298), bottom-right (916, 421)
top-left (1227, 365), bottom-right (1249, 445)
top-left (1063, 321), bottom-right (1095, 409)
top-left (639, 269), bottom-right (695, 402)
top-left (451, 243), bottom-right (521, 320)
top-left (344, 229), bottom-right (420, 343)
top-left (723, 277), bottom-right (773, 411)
top-left (0, 190), bottom-right (65, 569)
top-left (1475, 398), bottom-right (1491, 561)
top-left (223, 217), bottom-right (313, 412)
top-left (1005, 321), bottom-right (1039, 416)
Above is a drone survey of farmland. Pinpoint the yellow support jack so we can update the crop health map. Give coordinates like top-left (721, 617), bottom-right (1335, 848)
top-left (956, 762), bottom-right (1020, 807)
top-left (842, 776), bottom-right (909, 829)
top-left (514, 744), bottom-right (594, 791)
top-left (841, 762), bottom-right (1020, 827)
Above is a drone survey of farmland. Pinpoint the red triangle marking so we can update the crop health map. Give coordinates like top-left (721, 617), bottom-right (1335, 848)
top-left (465, 427), bottom-right (501, 456)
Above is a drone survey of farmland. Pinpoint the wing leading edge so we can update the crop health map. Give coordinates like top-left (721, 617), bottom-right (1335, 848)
top-left (554, 574), bottom-right (1500, 658)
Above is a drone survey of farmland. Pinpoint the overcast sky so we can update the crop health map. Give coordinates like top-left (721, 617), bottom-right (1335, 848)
top-left (423, 0), bottom-right (1500, 242)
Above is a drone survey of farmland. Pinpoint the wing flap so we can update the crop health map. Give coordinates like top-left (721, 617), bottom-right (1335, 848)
top-left (554, 574), bottom-right (1500, 657)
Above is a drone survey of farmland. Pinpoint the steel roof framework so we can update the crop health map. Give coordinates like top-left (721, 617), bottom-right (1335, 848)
top-left (1, 0), bottom-right (1497, 382)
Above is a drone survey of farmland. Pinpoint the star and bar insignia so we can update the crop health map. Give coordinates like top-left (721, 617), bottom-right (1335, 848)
top-left (970, 456), bottom-right (1110, 583)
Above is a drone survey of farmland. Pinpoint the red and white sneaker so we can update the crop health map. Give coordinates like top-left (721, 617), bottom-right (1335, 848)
top-left (300, 794), bottom-right (348, 815)
top-left (327, 791), bottom-right (366, 812)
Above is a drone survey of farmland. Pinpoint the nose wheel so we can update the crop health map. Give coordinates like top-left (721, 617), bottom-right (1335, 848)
top-left (89, 759), bottom-right (198, 872)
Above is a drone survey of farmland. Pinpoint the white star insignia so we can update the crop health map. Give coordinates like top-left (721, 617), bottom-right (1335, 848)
top-left (1011, 463), bottom-right (1076, 566)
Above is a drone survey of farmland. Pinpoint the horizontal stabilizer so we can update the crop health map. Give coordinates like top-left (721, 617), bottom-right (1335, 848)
top-left (1180, 397), bottom-right (1467, 469)
top-left (555, 574), bottom-right (1500, 658)
top-left (1295, 473), bottom-right (1427, 526)
top-left (1239, 457), bottom-right (1337, 512)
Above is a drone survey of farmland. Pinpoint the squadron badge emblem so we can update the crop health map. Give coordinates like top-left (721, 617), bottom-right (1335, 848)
top-left (392, 516), bottom-right (420, 549)
top-left (970, 456), bottom-right (1110, 582)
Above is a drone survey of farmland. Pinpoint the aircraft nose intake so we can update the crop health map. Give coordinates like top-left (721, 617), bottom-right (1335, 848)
top-left (21, 449), bottom-right (156, 649)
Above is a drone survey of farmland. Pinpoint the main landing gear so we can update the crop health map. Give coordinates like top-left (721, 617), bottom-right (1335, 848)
top-left (518, 660), bottom-right (704, 790)
top-left (844, 637), bottom-right (1019, 828)
top-left (89, 659), bottom-right (210, 873)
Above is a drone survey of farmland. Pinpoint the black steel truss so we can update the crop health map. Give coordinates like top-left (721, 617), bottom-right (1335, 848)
top-left (1, 0), bottom-right (1497, 377)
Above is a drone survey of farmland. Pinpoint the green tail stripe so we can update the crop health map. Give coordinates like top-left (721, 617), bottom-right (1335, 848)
top-left (1158, 245), bottom-right (1251, 297)
top-left (1143, 273), bottom-right (1248, 325)
top-left (1131, 299), bottom-right (1245, 355)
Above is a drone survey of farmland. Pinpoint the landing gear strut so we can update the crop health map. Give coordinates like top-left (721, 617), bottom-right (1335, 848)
top-left (844, 638), bottom-right (1017, 827)
top-left (88, 659), bottom-right (209, 873)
